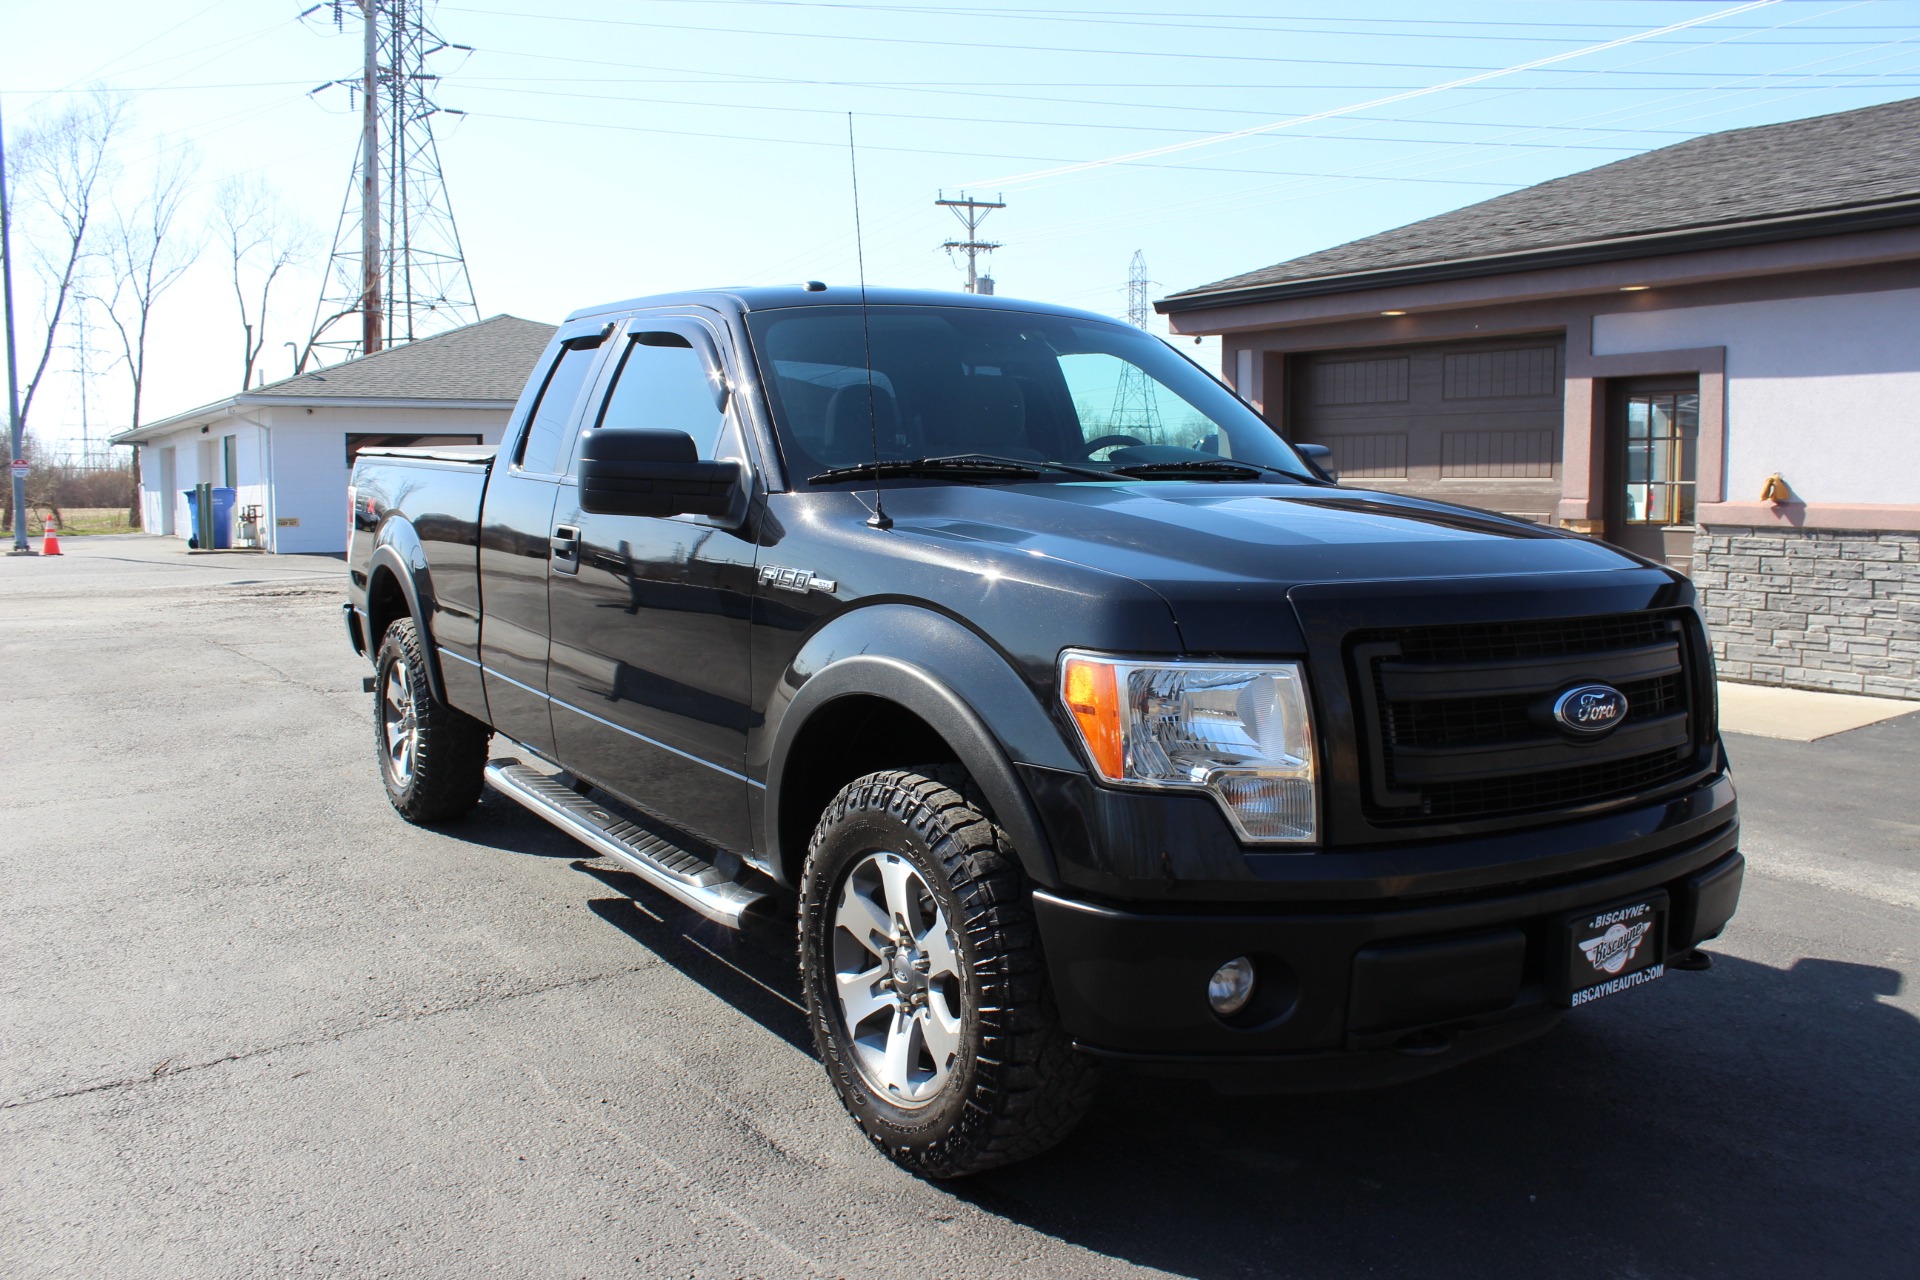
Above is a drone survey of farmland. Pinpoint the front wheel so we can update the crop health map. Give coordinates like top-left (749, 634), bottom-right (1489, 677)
top-left (798, 769), bottom-right (1097, 1177)
top-left (374, 618), bottom-right (491, 823)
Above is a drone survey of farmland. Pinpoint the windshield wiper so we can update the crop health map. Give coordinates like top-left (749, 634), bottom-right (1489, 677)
top-left (808, 455), bottom-right (1046, 484)
top-left (1107, 459), bottom-right (1268, 481)
top-left (808, 453), bottom-right (1111, 485)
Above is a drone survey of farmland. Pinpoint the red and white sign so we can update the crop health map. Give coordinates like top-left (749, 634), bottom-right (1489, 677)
top-left (8, 460), bottom-right (27, 479)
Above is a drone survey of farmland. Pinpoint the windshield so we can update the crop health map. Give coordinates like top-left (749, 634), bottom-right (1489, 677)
top-left (744, 304), bottom-right (1314, 486)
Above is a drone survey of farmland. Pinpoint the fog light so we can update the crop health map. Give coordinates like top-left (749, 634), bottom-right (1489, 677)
top-left (1208, 957), bottom-right (1256, 1017)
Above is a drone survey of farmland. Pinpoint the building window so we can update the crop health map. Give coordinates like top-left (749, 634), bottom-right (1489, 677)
top-left (1622, 392), bottom-right (1698, 525)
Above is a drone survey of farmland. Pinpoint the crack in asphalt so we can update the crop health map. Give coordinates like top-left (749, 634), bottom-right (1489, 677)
top-left (0, 963), bottom-right (661, 1111)
top-left (201, 636), bottom-right (367, 708)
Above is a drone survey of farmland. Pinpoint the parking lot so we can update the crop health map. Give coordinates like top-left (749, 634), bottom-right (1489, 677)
top-left (4, 535), bottom-right (1917, 1279)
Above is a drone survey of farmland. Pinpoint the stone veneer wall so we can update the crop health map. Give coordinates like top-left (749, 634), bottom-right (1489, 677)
top-left (1693, 526), bottom-right (1920, 699)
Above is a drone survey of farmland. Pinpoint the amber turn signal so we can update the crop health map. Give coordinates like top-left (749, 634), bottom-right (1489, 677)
top-left (1061, 656), bottom-right (1125, 780)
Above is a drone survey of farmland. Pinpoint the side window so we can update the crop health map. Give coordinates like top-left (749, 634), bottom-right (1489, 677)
top-left (596, 331), bottom-right (728, 459)
top-left (515, 341), bottom-right (602, 474)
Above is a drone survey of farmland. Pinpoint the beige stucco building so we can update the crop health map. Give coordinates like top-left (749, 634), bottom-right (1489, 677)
top-left (1160, 97), bottom-right (1920, 699)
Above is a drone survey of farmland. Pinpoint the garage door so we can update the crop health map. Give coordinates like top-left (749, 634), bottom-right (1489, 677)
top-left (1285, 336), bottom-right (1564, 524)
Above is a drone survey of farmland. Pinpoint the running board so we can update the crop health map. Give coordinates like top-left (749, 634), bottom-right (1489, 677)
top-left (483, 760), bottom-right (770, 926)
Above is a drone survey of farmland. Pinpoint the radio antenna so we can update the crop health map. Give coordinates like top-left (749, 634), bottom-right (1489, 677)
top-left (848, 113), bottom-right (890, 530)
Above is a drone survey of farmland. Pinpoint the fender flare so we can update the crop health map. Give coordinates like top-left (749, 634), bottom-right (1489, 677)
top-left (762, 604), bottom-right (1084, 889)
top-left (364, 533), bottom-right (449, 707)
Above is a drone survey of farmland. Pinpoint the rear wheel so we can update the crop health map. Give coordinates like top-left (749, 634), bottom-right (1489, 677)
top-left (798, 769), bottom-right (1097, 1177)
top-left (374, 618), bottom-right (491, 823)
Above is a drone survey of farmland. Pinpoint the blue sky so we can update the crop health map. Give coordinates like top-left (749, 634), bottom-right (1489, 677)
top-left (5, 0), bottom-right (1919, 451)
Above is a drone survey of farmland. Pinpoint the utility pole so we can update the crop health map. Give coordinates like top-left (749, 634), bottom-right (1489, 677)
top-left (360, 1), bottom-right (382, 356)
top-left (1108, 250), bottom-right (1162, 436)
top-left (307, 0), bottom-right (477, 365)
top-left (71, 309), bottom-right (93, 466)
top-left (1124, 248), bottom-right (1151, 329)
top-left (936, 192), bottom-right (1004, 294)
top-left (1, 94), bottom-right (28, 552)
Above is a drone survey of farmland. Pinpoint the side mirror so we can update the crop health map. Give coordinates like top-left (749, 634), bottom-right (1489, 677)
top-left (578, 429), bottom-right (742, 518)
top-left (1296, 442), bottom-right (1339, 483)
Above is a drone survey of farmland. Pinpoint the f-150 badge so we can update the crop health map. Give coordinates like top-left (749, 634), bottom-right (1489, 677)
top-left (759, 564), bottom-right (837, 595)
top-left (1579, 921), bottom-right (1652, 975)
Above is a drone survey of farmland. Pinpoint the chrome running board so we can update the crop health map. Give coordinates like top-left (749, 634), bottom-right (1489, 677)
top-left (483, 760), bottom-right (770, 926)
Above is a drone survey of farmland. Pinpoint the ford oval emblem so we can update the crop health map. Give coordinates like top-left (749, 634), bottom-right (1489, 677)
top-left (1553, 684), bottom-right (1629, 735)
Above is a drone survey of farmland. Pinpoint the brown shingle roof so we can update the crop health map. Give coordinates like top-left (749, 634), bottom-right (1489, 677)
top-left (1163, 96), bottom-right (1920, 309)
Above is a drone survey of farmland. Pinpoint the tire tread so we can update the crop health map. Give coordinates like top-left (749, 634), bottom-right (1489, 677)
top-left (799, 767), bottom-right (1097, 1177)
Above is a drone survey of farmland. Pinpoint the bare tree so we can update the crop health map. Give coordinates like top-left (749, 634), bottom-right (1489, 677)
top-left (213, 175), bottom-right (315, 388)
top-left (93, 148), bottom-right (201, 444)
top-left (5, 92), bottom-right (124, 437)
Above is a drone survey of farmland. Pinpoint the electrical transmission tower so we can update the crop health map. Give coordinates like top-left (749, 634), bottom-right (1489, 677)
top-left (1108, 250), bottom-right (1161, 435)
top-left (936, 192), bottom-right (1004, 294)
top-left (305, 0), bottom-right (478, 367)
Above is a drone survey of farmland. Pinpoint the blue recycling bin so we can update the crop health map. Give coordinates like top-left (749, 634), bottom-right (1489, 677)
top-left (183, 487), bottom-right (237, 549)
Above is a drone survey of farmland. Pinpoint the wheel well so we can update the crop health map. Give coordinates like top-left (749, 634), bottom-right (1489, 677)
top-left (777, 695), bottom-right (962, 884)
top-left (366, 567), bottom-right (409, 654)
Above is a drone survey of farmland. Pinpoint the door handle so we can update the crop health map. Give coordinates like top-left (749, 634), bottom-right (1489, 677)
top-left (551, 524), bottom-right (581, 575)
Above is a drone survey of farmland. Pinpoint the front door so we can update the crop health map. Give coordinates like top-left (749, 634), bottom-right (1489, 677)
top-left (157, 448), bottom-right (177, 534)
top-left (1605, 378), bottom-right (1700, 576)
top-left (546, 314), bottom-right (758, 853)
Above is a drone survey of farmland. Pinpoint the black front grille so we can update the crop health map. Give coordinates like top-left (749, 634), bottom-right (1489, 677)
top-left (1385, 671), bottom-right (1687, 751)
top-left (1390, 613), bottom-right (1677, 664)
top-left (1352, 611), bottom-right (1704, 826)
top-left (1402, 744), bottom-right (1695, 823)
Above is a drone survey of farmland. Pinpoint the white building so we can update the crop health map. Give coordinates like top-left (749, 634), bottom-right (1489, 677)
top-left (114, 315), bottom-right (555, 554)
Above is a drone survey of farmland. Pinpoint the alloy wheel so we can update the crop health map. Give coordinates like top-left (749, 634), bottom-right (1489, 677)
top-left (381, 660), bottom-right (418, 788)
top-left (830, 850), bottom-right (965, 1107)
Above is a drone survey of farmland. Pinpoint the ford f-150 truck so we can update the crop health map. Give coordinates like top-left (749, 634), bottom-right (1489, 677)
top-left (345, 286), bottom-right (1743, 1177)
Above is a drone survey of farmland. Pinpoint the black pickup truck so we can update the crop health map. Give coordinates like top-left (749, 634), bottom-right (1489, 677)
top-left (345, 286), bottom-right (1742, 1176)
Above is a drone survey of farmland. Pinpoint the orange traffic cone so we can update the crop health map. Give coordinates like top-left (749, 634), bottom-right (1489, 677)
top-left (41, 517), bottom-right (61, 556)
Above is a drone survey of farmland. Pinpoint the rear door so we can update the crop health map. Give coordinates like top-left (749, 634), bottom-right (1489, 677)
top-left (476, 320), bottom-right (613, 755)
top-left (545, 312), bottom-right (759, 852)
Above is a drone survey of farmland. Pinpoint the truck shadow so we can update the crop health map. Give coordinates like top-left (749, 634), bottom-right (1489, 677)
top-left (574, 864), bottom-right (815, 1058)
top-left (457, 810), bottom-right (1915, 1278)
top-left (959, 952), bottom-right (1918, 1280)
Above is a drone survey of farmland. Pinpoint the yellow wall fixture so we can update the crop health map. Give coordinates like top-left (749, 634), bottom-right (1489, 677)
top-left (1760, 473), bottom-right (1792, 504)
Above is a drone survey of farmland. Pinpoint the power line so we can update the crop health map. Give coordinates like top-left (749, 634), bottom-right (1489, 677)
top-left (670, 0), bottom-right (1917, 38)
top-left (447, 82), bottom-right (1654, 152)
top-left (441, 3), bottom-right (1920, 78)
top-left (461, 107), bottom-right (1530, 188)
top-left (963, 0), bottom-right (1788, 187)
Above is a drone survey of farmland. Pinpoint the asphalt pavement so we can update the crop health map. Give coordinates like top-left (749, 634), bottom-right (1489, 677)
top-left (4, 535), bottom-right (1916, 1279)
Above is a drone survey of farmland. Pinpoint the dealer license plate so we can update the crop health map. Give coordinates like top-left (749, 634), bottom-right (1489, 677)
top-left (1557, 891), bottom-right (1668, 1008)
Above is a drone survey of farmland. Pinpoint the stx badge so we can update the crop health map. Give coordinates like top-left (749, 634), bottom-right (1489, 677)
top-left (759, 564), bottom-right (837, 595)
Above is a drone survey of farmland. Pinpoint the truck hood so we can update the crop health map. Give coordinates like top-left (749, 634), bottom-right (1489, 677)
top-left (887, 480), bottom-right (1654, 653)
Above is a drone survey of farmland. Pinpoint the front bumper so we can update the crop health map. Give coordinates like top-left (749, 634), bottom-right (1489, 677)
top-left (1032, 821), bottom-right (1741, 1090)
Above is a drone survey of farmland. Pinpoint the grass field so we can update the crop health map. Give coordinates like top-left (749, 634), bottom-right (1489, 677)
top-left (4, 507), bottom-right (137, 536)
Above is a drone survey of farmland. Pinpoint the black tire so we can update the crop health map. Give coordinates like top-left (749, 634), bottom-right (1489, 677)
top-left (374, 618), bottom-right (491, 824)
top-left (798, 768), bottom-right (1097, 1177)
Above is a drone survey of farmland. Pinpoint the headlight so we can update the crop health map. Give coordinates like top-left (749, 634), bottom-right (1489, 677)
top-left (1059, 651), bottom-right (1317, 845)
